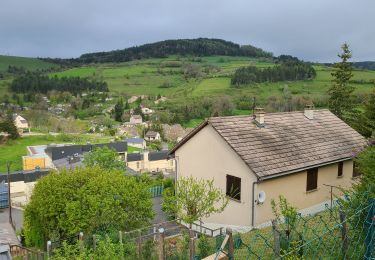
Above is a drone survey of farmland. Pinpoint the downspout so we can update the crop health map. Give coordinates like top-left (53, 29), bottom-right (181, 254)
top-left (251, 179), bottom-right (260, 227)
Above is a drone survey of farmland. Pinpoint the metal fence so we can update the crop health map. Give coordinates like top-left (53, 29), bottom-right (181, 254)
top-left (150, 185), bottom-right (164, 197)
top-left (228, 192), bottom-right (375, 259)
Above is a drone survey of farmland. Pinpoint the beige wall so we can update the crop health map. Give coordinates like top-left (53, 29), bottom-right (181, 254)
top-left (175, 124), bottom-right (356, 228)
top-left (175, 125), bottom-right (256, 227)
top-left (9, 181), bottom-right (36, 206)
top-left (14, 116), bottom-right (29, 129)
top-left (127, 153), bottom-right (175, 173)
top-left (254, 160), bottom-right (354, 225)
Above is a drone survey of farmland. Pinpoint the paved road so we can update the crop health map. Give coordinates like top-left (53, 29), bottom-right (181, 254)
top-left (0, 208), bottom-right (24, 232)
top-left (152, 197), bottom-right (168, 224)
top-left (0, 208), bottom-right (22, 245)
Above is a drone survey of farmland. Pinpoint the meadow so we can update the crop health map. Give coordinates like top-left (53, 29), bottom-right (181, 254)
top-left (47, 56), bottom-right (375, 102)
top-left (1, 54), bottom-right (374, 102)
top-left (0, 55), bottom-right (58, 72)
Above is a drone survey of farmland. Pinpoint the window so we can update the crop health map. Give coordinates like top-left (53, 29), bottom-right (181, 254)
top-left (226, 175), bottom-right (241, 201)
top-left (338, 162), bottom-right (343, 177)
top-left (353, 162), bottom-right (360, 178)
top-left (306, 168), bottom-right (318, 191)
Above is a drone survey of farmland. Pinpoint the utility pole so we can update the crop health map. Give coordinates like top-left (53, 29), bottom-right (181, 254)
top-left (6, 161), bottom-right (12, 225)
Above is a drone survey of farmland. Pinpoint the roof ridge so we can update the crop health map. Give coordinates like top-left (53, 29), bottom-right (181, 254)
top-left (208, 109), bottom-right (331, 120)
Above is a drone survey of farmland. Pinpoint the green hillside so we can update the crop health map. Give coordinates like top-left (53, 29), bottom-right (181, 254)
top-left (48, 56), bottom-right (375, 103)
top-left (0, 55), bottom-right (59, 72)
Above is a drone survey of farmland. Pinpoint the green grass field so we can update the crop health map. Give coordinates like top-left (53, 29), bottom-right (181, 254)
top-left (1, 54), bottom-right (374, 104)
top-left (0, 55), bottom-right (59, 72)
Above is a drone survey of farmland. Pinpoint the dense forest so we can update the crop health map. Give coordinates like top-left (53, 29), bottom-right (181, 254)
top-left (231, 56), bottom-right (316, 86)
top-left (41, 38), bottom-right (273, 65)
top-left (10, 73), bottom-right (108, 94)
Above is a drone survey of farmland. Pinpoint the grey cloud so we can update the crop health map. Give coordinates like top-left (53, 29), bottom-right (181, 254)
top-left (0, 0), bottom-right (374, 62)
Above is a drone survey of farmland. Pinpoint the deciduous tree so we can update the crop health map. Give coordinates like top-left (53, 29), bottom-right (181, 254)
top-left (162, 176), bottom-right (228, 227)
top-left (83, 146), bottom-right (125, 171)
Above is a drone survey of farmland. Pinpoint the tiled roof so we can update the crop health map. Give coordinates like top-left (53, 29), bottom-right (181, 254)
top-left (171, 110), bottom-right (367, 179)
top-left (145, 131), bottom-right (159, 137)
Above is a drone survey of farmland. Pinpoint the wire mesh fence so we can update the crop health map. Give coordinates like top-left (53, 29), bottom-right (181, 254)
top-left (230, 191), bottom-right (375, 259)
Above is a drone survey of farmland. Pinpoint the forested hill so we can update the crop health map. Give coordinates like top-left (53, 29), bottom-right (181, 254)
top-left (42, 38), bottom-right (273, 65)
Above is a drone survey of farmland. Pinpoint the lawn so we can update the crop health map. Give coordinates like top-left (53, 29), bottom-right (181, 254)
top-left (0, 134), bottom-right (112, 173)
top-left (128, 145), bottom-right (142, 153)
top-left (0, 55), bottom-right (58, 72)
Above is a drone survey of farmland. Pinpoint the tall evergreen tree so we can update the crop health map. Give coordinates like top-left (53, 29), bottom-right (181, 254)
top-left (114, 99), bottom-right (124, 122)
top-left (328, 43), bottom-right (355, 119)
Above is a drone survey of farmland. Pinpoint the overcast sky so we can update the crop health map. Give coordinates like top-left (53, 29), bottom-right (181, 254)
top-left (1, 0), bottom-right (374, 62)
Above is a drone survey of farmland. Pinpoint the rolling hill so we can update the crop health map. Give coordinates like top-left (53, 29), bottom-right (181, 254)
top-left (0, 55), bottom-right (59, 72)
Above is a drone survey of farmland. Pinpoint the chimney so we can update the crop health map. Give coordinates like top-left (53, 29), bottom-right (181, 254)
top-left (304, 104), bottom-right (314, 120)
top-left (254, 107), bottom-right (265, 127)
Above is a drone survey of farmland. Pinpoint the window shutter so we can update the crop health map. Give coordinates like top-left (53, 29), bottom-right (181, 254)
top-left (306, 168), bottom-right (318, 191)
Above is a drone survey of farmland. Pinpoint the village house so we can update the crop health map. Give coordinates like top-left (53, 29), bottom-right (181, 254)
top-left (162, 123), bottom-right (192, 142)
top-left (126, 150), bottom-right (175, 174)
top-left (129, 115), bottom-right (143, 124)
top-left (22, 142), bottom-right (127, 171)
top-left (154, 96), bottom-right (167, 104)
top-left (145, 131), bottom-right (161, 141)
top-left (170, 107), bottom-right (366, 231)
top-left (141, 107), bottom-right (154, 115)
top-left (13, 114), bottom-right (29, 132)
top-left (125, 137), bottom-right (146, 149)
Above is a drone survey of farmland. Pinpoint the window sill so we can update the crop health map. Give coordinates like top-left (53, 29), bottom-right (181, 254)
top-left (337, 175), bottom-right (343, 179)
top-left (227, 196), bottom-right (241, 203)
top-left (306, 188), bottom-right (318, 194)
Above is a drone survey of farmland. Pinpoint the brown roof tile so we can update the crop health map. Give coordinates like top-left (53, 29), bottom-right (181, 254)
top-left (208, 110), bottom-right (366, 179)
top-left (171, 109), bottom-right (366, 179)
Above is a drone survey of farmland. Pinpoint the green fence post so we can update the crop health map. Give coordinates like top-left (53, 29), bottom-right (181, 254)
top-left (364, 198), bottom-right (375, 260)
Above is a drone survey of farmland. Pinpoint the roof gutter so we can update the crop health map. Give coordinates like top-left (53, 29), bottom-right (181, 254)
top-left (258, 157), bottom-right (355, 181)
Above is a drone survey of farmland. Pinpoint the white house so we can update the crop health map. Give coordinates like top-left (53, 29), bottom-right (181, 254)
top-left (145, 131), bottom-right (161, 141)
top-left (141, 107), bottom-right (154, 115)
top-left (130, 115), bottom-right (143, 124)
top-left (13, 114), bottom-right (29, 132)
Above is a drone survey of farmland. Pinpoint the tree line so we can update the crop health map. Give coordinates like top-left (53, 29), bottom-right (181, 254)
top-left (41, 38), bottom-right (273, 65)
top-left (231, 56), bottom-right (316, 86)
top-left (10, 72), bottom-right (109, 94)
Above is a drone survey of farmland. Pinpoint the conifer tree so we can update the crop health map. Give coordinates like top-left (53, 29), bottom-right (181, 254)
top-left (114, 99), bottom-right (124, 122)
top-left (328, 43), bottom-right (355, 118)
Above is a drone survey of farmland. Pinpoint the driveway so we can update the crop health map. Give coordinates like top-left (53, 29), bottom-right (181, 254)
top-left (152, 197), bottom-right (168, 224)
top-left (0, 207), bottom-right (23, 245)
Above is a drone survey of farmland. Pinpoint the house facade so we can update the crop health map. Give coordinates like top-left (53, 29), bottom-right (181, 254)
top-left (170, 107), bottom-right (366, 230)
top-left (145, 131), bottom-right (161, 141)
top-left (130, 115), bottom-right (143, 124)
top-left (126, 151), bottom-right (175, 174)
top-left (13, 114), bottom-right (29, 132)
